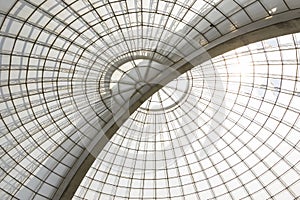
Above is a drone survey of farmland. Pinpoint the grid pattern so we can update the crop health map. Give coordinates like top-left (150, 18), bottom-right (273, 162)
top-left (0, 0), bottom-right (300, 199)
top-left (74, 33), bottom-right (300, 200)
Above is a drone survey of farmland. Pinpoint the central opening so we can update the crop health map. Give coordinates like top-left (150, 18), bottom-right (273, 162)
top-left (110, 59), bottom-right (149, 90)
top-left (139, 72), bottom-right (191, 112)
top-left (110, 58), bottom-right (192, 112)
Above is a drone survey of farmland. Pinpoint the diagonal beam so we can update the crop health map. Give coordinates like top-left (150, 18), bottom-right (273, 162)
top-left (55, 11), bottom-right (300, 199)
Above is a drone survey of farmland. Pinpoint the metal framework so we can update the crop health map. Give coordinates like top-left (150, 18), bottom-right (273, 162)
top-left (0, 0), bottom-right (300, 199)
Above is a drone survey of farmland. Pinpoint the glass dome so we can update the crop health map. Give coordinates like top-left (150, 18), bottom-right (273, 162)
top-left (74, 33), bottom-right (300, 200)
top-left (0, 0), bottom-right (300, 199)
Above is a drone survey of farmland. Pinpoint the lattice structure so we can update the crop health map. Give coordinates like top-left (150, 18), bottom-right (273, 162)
top-left (0, 0), bottom-right (300, 199)
top-left (74, 33), bottom-right (300, 200)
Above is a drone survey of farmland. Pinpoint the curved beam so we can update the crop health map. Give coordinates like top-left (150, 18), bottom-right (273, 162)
top-left (55, 11), bottom-right (300, 199)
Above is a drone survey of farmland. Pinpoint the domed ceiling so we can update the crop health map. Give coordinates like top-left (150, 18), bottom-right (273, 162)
top-left (0, 0), bottom-right (300, 199)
